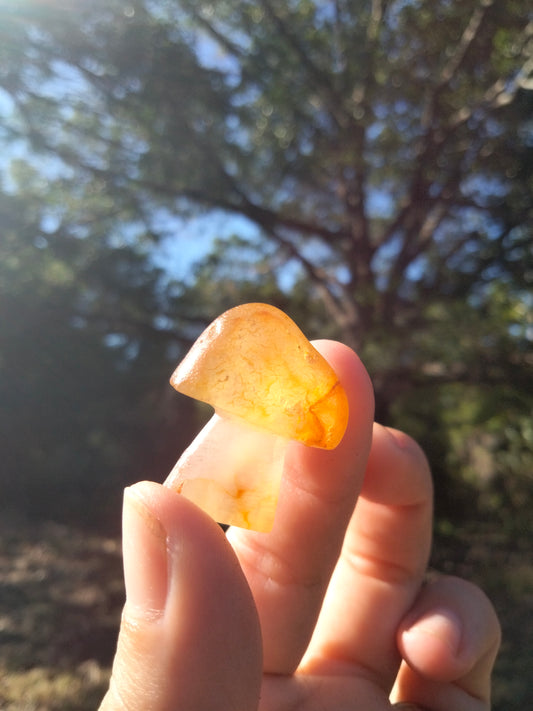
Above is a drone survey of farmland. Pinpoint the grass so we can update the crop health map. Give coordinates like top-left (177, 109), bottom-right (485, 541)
top-left (0, 516), bottom-right (122, 711)
top-left (0, 664), bottom-right (110, 711)
top-left (0, 515), bottom-right (531, 710)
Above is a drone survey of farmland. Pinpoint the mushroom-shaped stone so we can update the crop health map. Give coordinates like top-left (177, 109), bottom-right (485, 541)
top-left (164, 303), bottom-right (348, 532)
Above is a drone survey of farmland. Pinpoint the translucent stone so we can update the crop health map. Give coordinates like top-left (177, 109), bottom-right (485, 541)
top-left (165, 303), bottom-right (349, 531)
top-left (170, 303), bottom-right (348, 449)
top-left (165, 414), bottom-right (286, 532)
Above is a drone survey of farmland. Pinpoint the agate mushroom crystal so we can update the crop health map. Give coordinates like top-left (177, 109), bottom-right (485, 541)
top-left (164, 303), bottom-right (349, 532)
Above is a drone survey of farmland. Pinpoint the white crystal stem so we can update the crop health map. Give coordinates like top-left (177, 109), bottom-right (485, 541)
top-left (164, 413), bottom-right (287, 532)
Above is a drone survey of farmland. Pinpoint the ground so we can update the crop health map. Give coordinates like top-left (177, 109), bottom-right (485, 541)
top-left (0, 516), bottom-right (122, 710)
top-left (0, 515), bottom-right (531, 710)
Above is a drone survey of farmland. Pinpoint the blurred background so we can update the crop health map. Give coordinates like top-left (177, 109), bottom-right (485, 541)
top-left (0, 1), bottom-right (531, 708)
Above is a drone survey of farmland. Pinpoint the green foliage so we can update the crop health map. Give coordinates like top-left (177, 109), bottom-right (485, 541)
top-left (0, 0), bottom-right (531, 535)
top-left (0, 162), bottom-right (202, 528)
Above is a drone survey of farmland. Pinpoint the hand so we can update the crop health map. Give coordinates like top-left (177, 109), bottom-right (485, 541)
top-left (99, 341), bottom-right (501, 711)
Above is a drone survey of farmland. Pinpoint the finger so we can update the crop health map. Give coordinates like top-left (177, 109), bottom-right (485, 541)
top-left (302, 424), bottom-right (433, 690)
top-left (100, 481), bottom-right (261, 711)
top-left (260, 673), bottom-right (391, 711)
top-left (227, 340), bottom-right (375, 674)
top-left (393, 575), bottom-right (501, 711)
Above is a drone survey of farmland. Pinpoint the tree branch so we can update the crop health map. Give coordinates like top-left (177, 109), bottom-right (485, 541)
top-left (438, 2), bottom-right (492, 88)
top-left (181, 3), bottom-right (246, 64)
top-left (257, 0), bottom-right (350, 130)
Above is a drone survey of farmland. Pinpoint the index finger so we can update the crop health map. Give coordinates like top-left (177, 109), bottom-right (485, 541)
top-left (227, 340), bottom-right (375, 674)
top-left (302, 424), bottom-right (434, 691)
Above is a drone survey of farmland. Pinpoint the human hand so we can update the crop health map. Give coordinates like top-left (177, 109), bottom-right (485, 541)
top-left (99, 341), bottom-right (500, 711)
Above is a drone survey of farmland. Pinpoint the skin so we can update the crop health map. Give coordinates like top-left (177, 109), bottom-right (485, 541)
top-left (100, 341), bottom-right (501, 711)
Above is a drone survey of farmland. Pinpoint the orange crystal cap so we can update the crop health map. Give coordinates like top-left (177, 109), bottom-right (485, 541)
top-left (170, 303), bottom-right (349, 449)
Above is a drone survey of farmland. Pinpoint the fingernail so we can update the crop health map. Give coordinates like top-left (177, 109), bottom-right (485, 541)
top-left (403, 607), bottom-right (463, 657)
top-left (122, 484), bottom-right (169, 619)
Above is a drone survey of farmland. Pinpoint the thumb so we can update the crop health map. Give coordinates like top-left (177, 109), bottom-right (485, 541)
top-left (100, 481), bottom-right (262, 711)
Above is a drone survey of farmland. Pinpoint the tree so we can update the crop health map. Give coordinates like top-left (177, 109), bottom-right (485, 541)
top-left (2, 0), bottom-right (531, 348)
top-left (1, 0), bottom-right (532, 522)
top-left (0, 159), bottom-right (203, 526)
